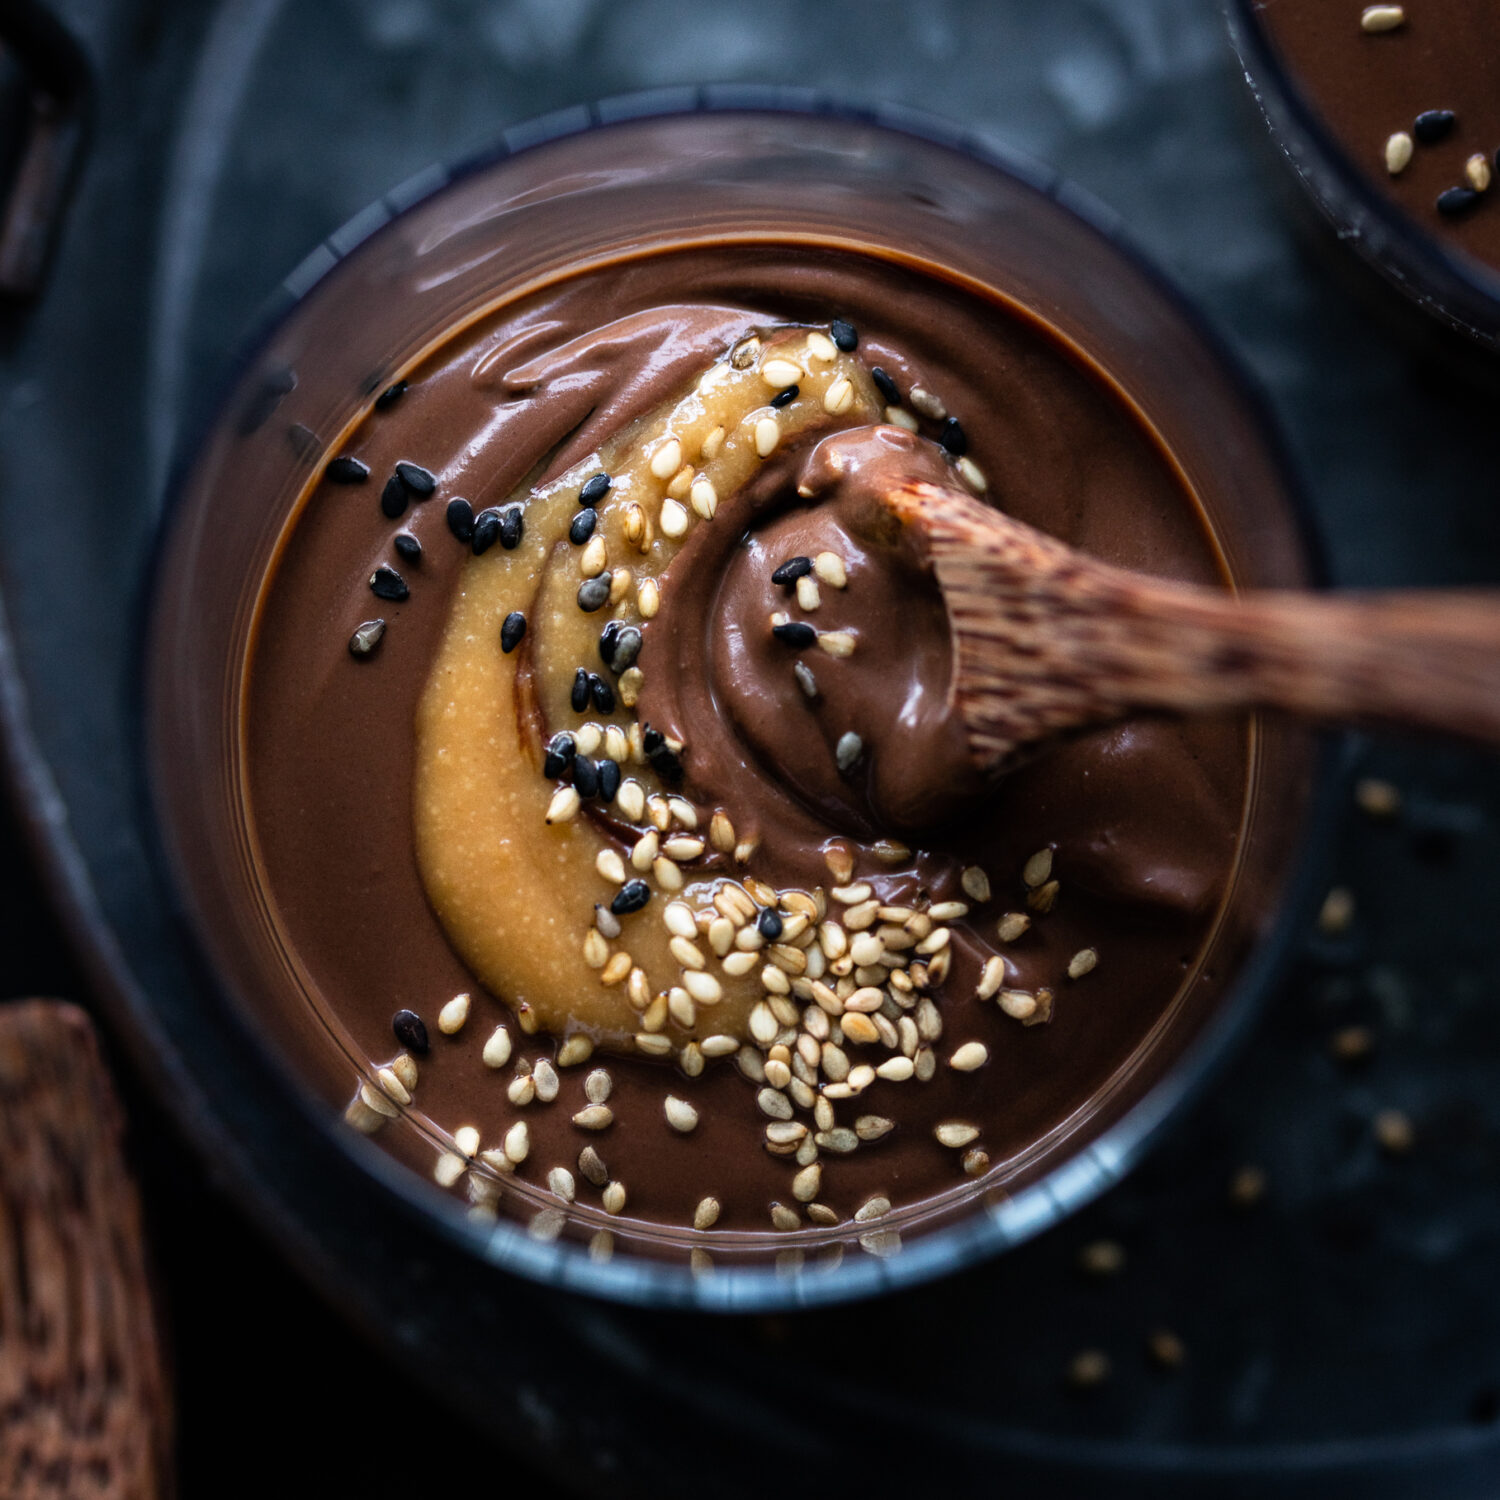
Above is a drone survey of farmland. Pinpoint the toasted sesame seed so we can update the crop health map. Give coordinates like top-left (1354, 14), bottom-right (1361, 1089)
top-left (885, 405), bottom-right (918, 432)
top-left (1068, 947), bottom-right (1099, 979)
top-left (1385, 130), bottom-right (1414, 175)
top-left (997, 911), bottom-right (1030, 942)
top-left (571, 1104), bottom-right (613, 1131)
top-left (949, 1041), bottom-right (988, 1072)
top-left (960, 866), bottom-right (991, 903)
top-left (818, 630), bottom-right (856, 657)
top-left (600, 953), bottom-right (632, 986)
top-left (638, 578), bottom-right (660, 617)
top-left (663, 901), bottom-right (696, 938)
top-left (754, 416), bottom-right (781, 457)
top-left (998, 988), bottom-right (1037, 1021)
top-left (481, 1026), bottom-right (512, 1069)
top-left (795, 575), bottom-right (821, 612)
top-left (823, 376), bottom-right (855, 415)
top-left (682, 970), bottom-right (722, 1004)
top-left (875, 1055), bottom-right (915, 1082)
top-left (962, 1147), bottom-right (990, 1177)
top-left (664, 836), bottom-right (706, 862)
top-left (976, 956), bottom-right (1005, 1001)
top-left (1023, 848), bottom-right (1054, 887)
top-left (665, 1095), bottom-right (699, 1132)
top-left (654, 856), bottom-right (684, 892)
top-left (1360, 4), bottom-right (1404, 31)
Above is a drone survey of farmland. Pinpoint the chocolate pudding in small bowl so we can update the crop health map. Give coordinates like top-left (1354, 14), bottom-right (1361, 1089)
top-left (145, 99), bottom-right (1328, 1308)
top-left (1228, 0), bottom-right (1500, 349)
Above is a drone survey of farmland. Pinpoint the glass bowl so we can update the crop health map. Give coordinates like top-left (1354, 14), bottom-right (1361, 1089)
top-left (144, 95), bottom-right (1331, 1309)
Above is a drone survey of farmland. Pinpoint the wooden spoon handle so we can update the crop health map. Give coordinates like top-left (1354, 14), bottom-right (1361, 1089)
top-left (887, 477), bottom-right (1500, 766)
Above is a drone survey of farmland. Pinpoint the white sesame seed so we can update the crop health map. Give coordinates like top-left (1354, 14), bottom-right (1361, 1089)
top-left (482, 1025), bottom-right (512, 1069)
top-left (1385, 130), bottom-right (1413, 175)
top-left (999, 988), bottom-right (1038, 1021)
top-left (935, 1121), bottom-right (979, 1148)
top-left (637, 577), bottom-right (660, 618)
top-left (761, 357), bottom-right (803, 388)
top-left (650, 437), bottom-right (683, 479)
top-left (660, 497), bottom-right (689, 538)
top-left (754, 416), bottom-right (781, 457)
top-left (572, 1104), bottom-right (613, 1131)
top-left (376, 1067), bottom-right (410, 1107)
top-left (722, 951), bottom-right (758, 976)
top-left (634, 1032), bottom-right (672, 1056)
top-left (556, 1035), bottom-right (593, 1068)
top-left (391, 1053), bottom-right (418, 1091)
top-left (700, 423), bottom-right (726, 460)
top-left (595, 848), bottom-right (626, 885)
top-left (793, 1163), bottom-right (822, 1201)
top-left (663, 836), bottom-right (706, 861)
top-left (683, 969), bottom-right (722, 1004)
top-left (575, 723), bottom-right (602, 757)
top-left (950, 1041), bottom-right (989, 1072)
top-left (580, 534), bottom-right (608, 576)
top-left (669, 934), bottom-right (706, 970)
top-left (653, 855), bottom-right (684, 891)
top-left (694, 1196), bottom-right (721, 1229)
top-left (503, 1121), bottom-right (530, 1163)
top-left (957, 456), bottom-right (987, 493)
top-left (701, 1034), bottom-right (739, 1058)
top-left (805, 331), bottom-right (837, 362)
top-left (438, 992), bottom-right (471, 1035)
top-left (796, 574), bottom-right (821, 612)
top-left (665, 1095), bottom-right (699, 1132)
top-left (818, 630), bottom-right (856, 658)
top-left (1467, 152), bottom-right (1493, 192)
top-left (548, 1166), bottom-right (576, 1202)
top-left (1068, 947), bottom-right (1098, 979)
top-left (433, 1152), bottom-right (466, 1187)
top-left (1360, 4), bottom-right (1404, 32)
top-left (603, 725), bottom-right (629, 762)
top-left (960, 866), bottom-right (991, 903)
top-left (1023, 847), bottom-right (1054, 888)
top-left (909, 385), bottom-right (947, 420)
top-left (609, 568), bottom-right (631, 604)
top-left (757, 1087), bottom-right (794, 1120)
top-left (532, 1057), bottom-right (560, 1101)
top-left (602, 1180), bottom-right (627, 1215)
top-left (822, 376), bottom-right (854, 415)
top-left (997, 911), bottom-right (1030, 942)
top-left (884, 405), bottom-right (919, 432)
top-left (506, 1073), bottom-right (535, 1106)
top-left (977, 956), bottom-right (1005, 1001)
top-left (813, 551), bottom-right (847, 588)
top-left (546, 785), bottom-right (581, 824)
top-left (583, 1068), bottom-right (612, 1104)
top-left (690, 476), bottom-right (718, 519)
top-left (599, 952), bottom-right (632, 986)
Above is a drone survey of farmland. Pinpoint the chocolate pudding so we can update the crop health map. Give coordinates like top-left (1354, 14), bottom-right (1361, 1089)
top-left (1253, 2), bottom-right (1500, 272)
top-left (245, 242), bottom-right (1246, 1245)
top-left (148, 111), bottom-right (1322, 1280)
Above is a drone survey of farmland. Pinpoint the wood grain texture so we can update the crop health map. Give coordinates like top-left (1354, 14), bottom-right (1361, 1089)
top-left (886, 478), bottom-right (1500, 771)
top-left (0, 1001), bottom-right (171, 1499)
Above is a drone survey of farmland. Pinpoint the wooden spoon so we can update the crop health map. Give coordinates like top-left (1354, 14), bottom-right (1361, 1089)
top-left (884, 478), bottom-right (1500, 772)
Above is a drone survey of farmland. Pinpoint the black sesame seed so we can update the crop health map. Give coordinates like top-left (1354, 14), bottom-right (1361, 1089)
top-left (830, 318), bottom-right (858, 352)
top-left (392, 1008), bottom-right (429, 1054)
top-left (1414, 108), bottom-right (1457, 145)
top-left (374, 380), bottom-right (408, 411)
top-left (471, 507), bottom-right (503, 555)
top-left (649, 746), bottom-right (683, 783)
top-left (610, 879), bottom-right (650, 915)
top-left (393, 531), bottom-right (422, 562)
top-left (580, 472), bottom-right (612, 506)
top-left (643, 726), bottom-right (665, 753)
top-left (394, 460), bottom-right (437, 496)
top-left (939, 417), bottom-right (968, 456)
top-left (612, 626), bottom-right (642, 671)
top-left (1438, 185), bottom-right (1481, 216)
top-left (598, 620), bottom-right (621, 667)
top-left (589, 673), bottom-right (616, 713)
top-left (499, 505), bottom-right (524, 550)
top-left (381, 474), bottom-right (409, 519)
top-left (348, 618), bottom-right (386, 658)
top-left (770, 384), bottom-right (799, 409)
top-left (543, 732), bottom-right (576, 778)
top-left (446, 497), bottom-right (474, 542)
top-left (773, 621), bottom-right (818, 647)
top-left (326, 455), bottom-right (369, 484)
top-left (571, 668), bottom-right (589, 713)
top-left (500, 611), bottom-right (527, 653)
top-left (757, 907), bottom-right (784, 940)
top-left (771, 556), bottom-right (814, 586)
top-left (871, 366), bottom-right (901, 406)
top-left (573, 755), bottom-right (600, 798)
top-left (570, 508), bottom-right (598, 545)
top-left (577, 574), bottom-right (611, 612)
top-left (370, 565), bottom-right (408, 601)
top-left (598, 758), bottom-right (621, 802)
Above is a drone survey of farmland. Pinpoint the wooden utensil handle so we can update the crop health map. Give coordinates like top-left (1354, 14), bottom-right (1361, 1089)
top-left (1086, 581), bottom-right (1500, 745)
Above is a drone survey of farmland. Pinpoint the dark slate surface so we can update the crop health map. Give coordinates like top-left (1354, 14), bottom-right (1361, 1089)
top-left (4, 0), bottom-right (1500, 1492)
